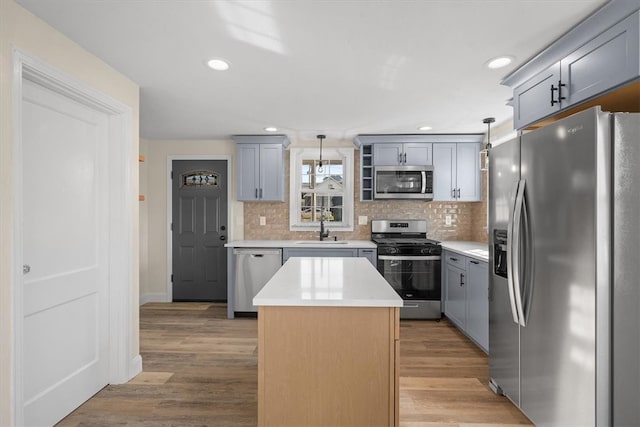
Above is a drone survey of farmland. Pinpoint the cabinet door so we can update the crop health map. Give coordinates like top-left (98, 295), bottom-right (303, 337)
top-left (455, 143), bottom-right (481, 201)
top-left (466, 259), bottom-right (488, 352)
top-left (562, 11), bottom-right (639, 107)
top-left (513, 62), bottom-right (561, 129)
top-left (403, 143), bottom-right (432, 166)
top-left (236, 144), bottom-right (259, 201)
top-left (373, 144), bottom-right (403, 166)
top-left (432, 144), bottom-right (456, 201)
top-left (445, 263), bottom-right (466, 329)
top-left (259, 144), bottom-right (285, 201)
top-left (357, 248), bottom-right (377, 266)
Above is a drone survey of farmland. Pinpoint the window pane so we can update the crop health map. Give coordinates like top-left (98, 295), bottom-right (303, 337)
top-left (302, 161), bottom-right (313, 189)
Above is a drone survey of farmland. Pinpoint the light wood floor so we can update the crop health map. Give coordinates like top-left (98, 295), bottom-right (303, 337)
top-left (57, 303), bottom-right (532, 426)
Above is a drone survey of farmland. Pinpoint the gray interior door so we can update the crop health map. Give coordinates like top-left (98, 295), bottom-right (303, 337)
top-left (172, 160), bottom-right (228, 301)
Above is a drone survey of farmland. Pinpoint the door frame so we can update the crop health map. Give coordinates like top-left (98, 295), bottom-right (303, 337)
top-left (166, 155), bottom-right (232, 302)
top-left (11, 48), bottom-right (137, 424)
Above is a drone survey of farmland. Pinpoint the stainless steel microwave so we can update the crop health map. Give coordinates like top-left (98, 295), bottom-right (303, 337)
top-left (373, 165), bottom-right (434, 200)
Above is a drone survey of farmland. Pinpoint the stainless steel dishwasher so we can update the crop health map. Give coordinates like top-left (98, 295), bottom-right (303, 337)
top-left (234, 248), bottom-right (282, 313)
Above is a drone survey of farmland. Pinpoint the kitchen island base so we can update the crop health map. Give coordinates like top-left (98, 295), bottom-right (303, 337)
top-left (257, 305), bottom-right (399, 427)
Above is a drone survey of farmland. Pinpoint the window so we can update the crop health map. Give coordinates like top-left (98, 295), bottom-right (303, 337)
top-left (290, 147), bottom-right (354, 231)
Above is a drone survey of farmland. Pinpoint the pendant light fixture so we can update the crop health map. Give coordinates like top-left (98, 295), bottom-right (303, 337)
top-left (481, 117), bottom-right (495, 171)
top-left (317, 134), bottom-right (325, 173)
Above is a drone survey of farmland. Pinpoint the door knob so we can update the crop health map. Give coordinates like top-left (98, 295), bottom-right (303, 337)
top-left (220, 236), bottom-right (226, 241)
top-left (23, 265), bottom-right (31, 274)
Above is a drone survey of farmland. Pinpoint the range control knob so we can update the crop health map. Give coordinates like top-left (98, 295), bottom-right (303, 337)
top-left (385, 246), bottom-right (398, 255)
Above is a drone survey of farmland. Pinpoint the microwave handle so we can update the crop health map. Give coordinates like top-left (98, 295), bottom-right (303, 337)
top-left (421, 171), bottom-right (426, 194)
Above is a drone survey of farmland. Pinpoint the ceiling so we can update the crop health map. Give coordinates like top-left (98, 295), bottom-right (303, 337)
top-left (17, 0), bottom-right (607, 143)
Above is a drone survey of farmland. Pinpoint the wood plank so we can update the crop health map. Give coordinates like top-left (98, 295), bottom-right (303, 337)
top-left (56, 303), bottom-right (532, 426)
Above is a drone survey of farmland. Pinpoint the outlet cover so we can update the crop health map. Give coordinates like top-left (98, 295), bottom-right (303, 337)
top-left (259, 216), bottom-right (266, 226)
top-left (358, 215), bottom-right (368, 225)
top-left (445, 215), bottom-right (452, 226)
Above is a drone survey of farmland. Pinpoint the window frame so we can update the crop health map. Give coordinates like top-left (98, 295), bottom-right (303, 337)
top-left (289, 146), bottom-right (354, 231)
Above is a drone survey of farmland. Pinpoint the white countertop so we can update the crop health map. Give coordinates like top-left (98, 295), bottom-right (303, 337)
top-left (253, 257), bottom-right (402, 307)
top-left (225, 239), bottom-right (376, 249)
top-left (440, 241), bottom-right (489, 262)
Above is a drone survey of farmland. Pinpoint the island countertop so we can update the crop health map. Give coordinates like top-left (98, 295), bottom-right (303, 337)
top-left (253, 257), bottom-right (402, 307)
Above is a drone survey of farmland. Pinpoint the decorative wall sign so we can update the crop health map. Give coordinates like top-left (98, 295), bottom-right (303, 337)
top-left (181, 170), bottom-right (219, 188)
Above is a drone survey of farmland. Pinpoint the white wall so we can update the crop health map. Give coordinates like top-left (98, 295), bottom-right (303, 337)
top-left (0, 1), bottom-right (140, 424)
top-left (140, 138), bottom-right (241, 303)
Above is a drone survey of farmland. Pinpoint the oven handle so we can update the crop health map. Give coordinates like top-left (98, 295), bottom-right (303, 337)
top-left (378, 255), bottom-right (441, 261)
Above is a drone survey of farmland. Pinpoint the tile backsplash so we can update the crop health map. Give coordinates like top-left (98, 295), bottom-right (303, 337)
top-left (243, 150), bottom-right (488, 243)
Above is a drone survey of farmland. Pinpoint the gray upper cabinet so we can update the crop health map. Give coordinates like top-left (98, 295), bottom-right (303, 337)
top-left (354, 134), bottom-right (483, 201)
top-left (433, 143), bottom-right (481, 202)
top-left (562, 11), bottom-right (639, 107)
top-left (373, 142), bottom-right (432, 166)
top-left (233, 135), bottom-right (290, 202)
top-left (513, 63), bottom-right (561, 129)
top-left (506, 4), bottom-right (640, 129)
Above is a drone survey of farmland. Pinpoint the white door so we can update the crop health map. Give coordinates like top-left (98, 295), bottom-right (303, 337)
top-left (21, 78), bottom-right (109, 426)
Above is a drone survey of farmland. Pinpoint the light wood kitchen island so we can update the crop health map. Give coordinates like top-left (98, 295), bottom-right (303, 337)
top-left (253, 257), bottom-right (402, 427)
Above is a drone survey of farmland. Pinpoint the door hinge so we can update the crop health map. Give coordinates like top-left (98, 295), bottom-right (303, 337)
top-left (171, 274), bottom-right (174, 282)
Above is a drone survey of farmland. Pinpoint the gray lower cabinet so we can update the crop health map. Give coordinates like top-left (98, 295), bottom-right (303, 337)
top-left (510, 9), bottom-right (639, 129)
top-left (443, 250), bottom-right (488, 352)
top-left (465, 259), bottom-right (488, 350)
top-left (433, 143), bottom-right (481, 202)
top-left (357, 248), bottom-right (377, 266)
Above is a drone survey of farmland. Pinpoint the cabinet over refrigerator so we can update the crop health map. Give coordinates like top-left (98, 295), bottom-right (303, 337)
top-left (488, 107), bottom-right (640, 426)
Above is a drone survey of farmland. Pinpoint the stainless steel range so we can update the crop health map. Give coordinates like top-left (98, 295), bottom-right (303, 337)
top-left (371, 219), bottom-right (441, 319)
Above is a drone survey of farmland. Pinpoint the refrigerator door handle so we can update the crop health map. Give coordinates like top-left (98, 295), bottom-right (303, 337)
top-left (506, 180), bottom-right (521, 324)
top-left (512, 178), bottom-right (527, 327)
top-left (521, 181), bottom-right (534, 326)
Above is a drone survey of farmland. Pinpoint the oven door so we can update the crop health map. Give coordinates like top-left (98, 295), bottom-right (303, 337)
top-left (377, 255), bottom-right (441, 300)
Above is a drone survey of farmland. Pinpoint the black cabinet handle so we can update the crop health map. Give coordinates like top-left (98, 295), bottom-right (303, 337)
top-left (460, 273), bottom-right (465, 286)
top-left (449, 257), bottom-right (458, 261)
top-left (457, 188), bottom-right (460, 198)
top-left (403, 153), bottom-right (407, 163)
top-left (255, 188), bottom-right (258, 199)
top-left (551, 80), bottom-right (566, 106)
top-left (470, 260), bottom-right (479, 265)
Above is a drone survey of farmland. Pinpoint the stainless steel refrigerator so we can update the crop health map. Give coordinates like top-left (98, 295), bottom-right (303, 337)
top-left (488, 107), bottom-right (640, 426)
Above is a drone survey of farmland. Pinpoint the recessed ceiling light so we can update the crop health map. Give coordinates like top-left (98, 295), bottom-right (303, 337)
top-left (418, 125), bottom-right (432, 131)
top-left (206, 58), bottom-right (230, 71)
top-left (264, 126), bottom-right (278, 132)
top-left (486, 56), bottom-right (514, 69)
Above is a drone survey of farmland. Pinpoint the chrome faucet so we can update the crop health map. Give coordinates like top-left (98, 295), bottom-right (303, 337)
top-left (319, 215), bottom-right (330, 241)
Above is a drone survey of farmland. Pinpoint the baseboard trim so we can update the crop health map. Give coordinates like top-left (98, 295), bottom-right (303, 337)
top-left (129, 354), bottom-right (143, 380)
top-left (139, 293), bottom-right (169, 305)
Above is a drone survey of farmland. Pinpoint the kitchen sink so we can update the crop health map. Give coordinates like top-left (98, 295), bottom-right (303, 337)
top-left (295, 240), bottom-right (349, 244)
